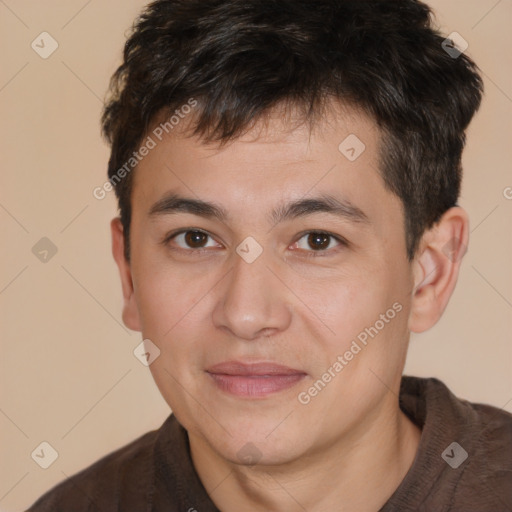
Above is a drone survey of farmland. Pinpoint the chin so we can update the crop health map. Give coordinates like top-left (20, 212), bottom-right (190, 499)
top-left (198, 413), bottom-right (307, 465)
top-left (220, 434), bottom-right (304, 467)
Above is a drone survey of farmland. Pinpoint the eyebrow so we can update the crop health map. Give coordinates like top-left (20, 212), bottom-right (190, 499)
top-left (149, 192), bottom-right (370, 225)
top-left (270, 194), bottom-right (370, 225)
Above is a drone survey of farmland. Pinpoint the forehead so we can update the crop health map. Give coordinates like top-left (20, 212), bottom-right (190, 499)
top-left (131, 101), bottom-right (402, 233)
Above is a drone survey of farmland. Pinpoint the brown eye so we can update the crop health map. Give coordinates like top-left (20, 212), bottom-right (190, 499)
top-left (184, 230), bottom-right (209, 248)
top-left (169, 230), bottom-right (219, 250)
top-left (293, 231), bottom-right (344, 255)
top-left (307, 232), bottom-right (331, 250)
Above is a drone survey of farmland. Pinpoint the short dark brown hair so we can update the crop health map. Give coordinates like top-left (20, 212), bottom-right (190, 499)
top-left (101, 0), bottom-right (483, 261)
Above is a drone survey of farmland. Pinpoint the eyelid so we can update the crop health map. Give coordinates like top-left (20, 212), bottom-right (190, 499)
top-left (293, 229), bottom-right (349, 252)
top-left (162, 228), bottom-right (222, 250)
top-left (162, 228), bottom-right (348, 255)
top-left (291, 230), bottom-right (348, 256)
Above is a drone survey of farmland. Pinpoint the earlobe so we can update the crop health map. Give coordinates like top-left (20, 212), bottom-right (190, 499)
top-left (111, 218), bottom-right (142, 332)
top-left (408, 207), bottom-right (469, 333)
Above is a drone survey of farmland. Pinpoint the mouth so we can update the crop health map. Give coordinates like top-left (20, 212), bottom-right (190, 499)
top-left (206, 361), bottom-right (307, 398)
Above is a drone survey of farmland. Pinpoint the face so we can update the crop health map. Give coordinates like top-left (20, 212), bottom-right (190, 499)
top-left (118, 103), bottom-right (417, 465)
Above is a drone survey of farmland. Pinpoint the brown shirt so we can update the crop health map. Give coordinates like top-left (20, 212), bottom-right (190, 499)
top-left (27, 376), bottom-right (512, 511)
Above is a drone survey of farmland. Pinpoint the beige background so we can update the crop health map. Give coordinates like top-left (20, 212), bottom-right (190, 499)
top-left (0, 1), bottom-right (511, 510)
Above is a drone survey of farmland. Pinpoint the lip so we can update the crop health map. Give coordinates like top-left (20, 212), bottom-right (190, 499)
top-left (206, 361), bottom-right (307, 398)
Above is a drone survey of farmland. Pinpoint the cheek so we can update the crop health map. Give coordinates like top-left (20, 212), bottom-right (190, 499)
top-left (304, 262), bottom-right (409, 364)
top-left (298, 269), bottom-right (388, 339)
top-left (132, 260), bottom-right (223, 381)
top-left (132, 249), bottom-right (213, 336)
top-left (134, 268), bottom-right (213, 406)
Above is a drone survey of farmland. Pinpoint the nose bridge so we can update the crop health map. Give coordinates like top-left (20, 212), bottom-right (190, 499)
top-left (212, 248), bottom-right (291, 340)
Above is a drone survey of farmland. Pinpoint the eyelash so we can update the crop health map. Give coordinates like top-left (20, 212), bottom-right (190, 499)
top-left (295, 230), bottom-right (348, 258)
top-left (162, 229), bottom-right (348, 258)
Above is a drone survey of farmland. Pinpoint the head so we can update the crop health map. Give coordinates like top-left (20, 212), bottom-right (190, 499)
top-left (103, 0), bottom-right (482, 465)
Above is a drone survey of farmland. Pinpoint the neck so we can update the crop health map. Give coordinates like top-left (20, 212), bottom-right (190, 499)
top-left (189, 397), bottom-right (421, 512)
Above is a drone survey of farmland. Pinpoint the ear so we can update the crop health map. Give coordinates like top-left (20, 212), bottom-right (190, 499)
top-left (111, 218), bottom-right (142, 332)
top-left (408, 207), bottom-right (469, 333)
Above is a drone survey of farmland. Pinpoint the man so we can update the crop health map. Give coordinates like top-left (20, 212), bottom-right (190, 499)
top-left (29, 0), bottom-right (512, 510)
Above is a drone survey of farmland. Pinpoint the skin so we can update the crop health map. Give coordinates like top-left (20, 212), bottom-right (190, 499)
top-left (111, 101), bottom-right (469, 511)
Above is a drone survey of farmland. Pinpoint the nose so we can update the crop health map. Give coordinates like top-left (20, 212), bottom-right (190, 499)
top-left (212, 252), bottom-right (292, 341)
